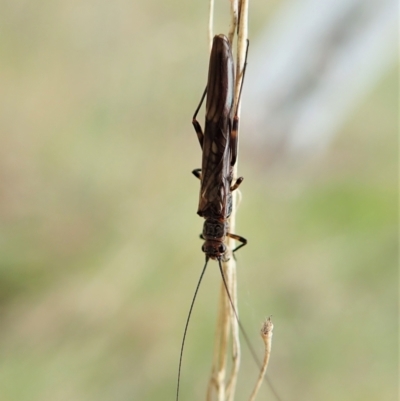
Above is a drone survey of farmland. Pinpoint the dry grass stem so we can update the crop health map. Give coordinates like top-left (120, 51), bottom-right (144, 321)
top-left (207, 282), bottom-right (231, 401)
top-left (234, 0), bottom-right (249, 112)
top-left (248, 318), bottom-right (274, 401)
top-left (223, 254), bottom-right (240, 401)
top-left (226, 2), bottom-right (249, 397)
top-left (208, 0), bottom-right (215, 50)
top-left (207, 1), bottom-right (249, 401)
top-left (228, 0), bottom-right (239, 44)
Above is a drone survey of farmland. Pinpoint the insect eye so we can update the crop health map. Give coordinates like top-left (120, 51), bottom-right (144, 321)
top-left (218, 244), bottom-right (225, 253)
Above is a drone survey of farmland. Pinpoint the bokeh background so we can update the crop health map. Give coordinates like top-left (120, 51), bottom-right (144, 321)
top-left (0, 1), bottom-right (397, 401)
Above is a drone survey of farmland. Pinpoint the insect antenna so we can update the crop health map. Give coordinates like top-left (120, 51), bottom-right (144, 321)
top-left (217, 258), bottom-right (283, 401)
top-left (176, 258), bottom-right (209, 401)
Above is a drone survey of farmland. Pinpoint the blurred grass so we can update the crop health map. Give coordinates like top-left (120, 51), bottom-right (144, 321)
top-left (0, 1), bottom-right (397, 401)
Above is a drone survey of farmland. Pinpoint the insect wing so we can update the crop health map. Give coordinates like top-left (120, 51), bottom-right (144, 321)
top-left (205, 35), bottom-right (235, 124)
top-left (197, 35), bottom-right (235, 220)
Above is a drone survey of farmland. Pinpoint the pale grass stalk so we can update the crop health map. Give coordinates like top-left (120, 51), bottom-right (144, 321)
top-left (248, 318), bottom-right (274, 401)
top-left (234, 0), bottom-right (249, 112)
top-left (228, 0), bottom-right (239, 44)
top-left (224, 253), bottom-right (239, 401)
top-left (208, 0), bottom-right (214, 50)
top-left (206, 1), bottom-right (249, 401)
top-left (207, 282), bottom-right (230, 401)
top-left (225, 2), bottom-right (249, 398)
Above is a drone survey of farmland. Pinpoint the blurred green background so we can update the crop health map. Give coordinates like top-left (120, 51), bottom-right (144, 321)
top-left (0, 1), bottom-right (397, 401)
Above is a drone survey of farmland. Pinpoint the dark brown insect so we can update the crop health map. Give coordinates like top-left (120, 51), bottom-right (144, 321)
top-left (192, 34), bottom-right (247, 261)
top-left (176, 35), bottom-right (282, 401)
top-left (176, 34), bottom-right (248, 401)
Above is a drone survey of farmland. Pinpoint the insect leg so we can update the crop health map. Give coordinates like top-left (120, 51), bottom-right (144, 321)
top-left (230, 40), bottom-right (250, 166)
top-left (192, 86), bottom-right (207, 149)
top-left (192, 168), bottom-right (202, 180)
top-left (227, 232), bottom-right (247, 253)
top-left (230, 177), bottom-right (244, 191)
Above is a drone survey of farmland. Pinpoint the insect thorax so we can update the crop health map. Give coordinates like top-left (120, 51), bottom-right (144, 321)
top-left (202, 219), bottom-right (228, 240)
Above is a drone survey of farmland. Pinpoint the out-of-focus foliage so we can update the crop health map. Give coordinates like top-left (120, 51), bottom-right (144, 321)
top-left (0, 1), bottom-right (397, 401)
